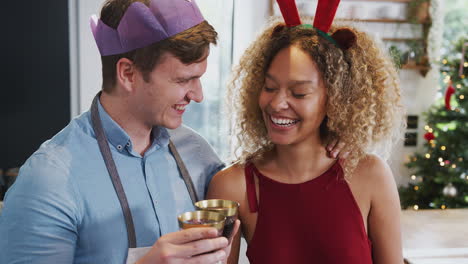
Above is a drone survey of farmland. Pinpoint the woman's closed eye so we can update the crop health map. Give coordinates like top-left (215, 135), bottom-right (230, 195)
top-left (264, 86), bottom-right (276, 92)
top-left (292, 93), bottom-right (307, 99)
top-left (291, 86), bottom-right (314, 99)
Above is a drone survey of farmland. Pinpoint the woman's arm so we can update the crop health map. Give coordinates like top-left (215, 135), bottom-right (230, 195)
top-left (366, 156), bottom-right (403, 264)
top-left (206, 165), bottom-right (246, 264)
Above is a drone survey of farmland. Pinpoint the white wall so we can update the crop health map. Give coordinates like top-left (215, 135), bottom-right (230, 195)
top-left (69, 0), bottom-right (104, 117)
top-left (232, 0), bottom-right (270, 68)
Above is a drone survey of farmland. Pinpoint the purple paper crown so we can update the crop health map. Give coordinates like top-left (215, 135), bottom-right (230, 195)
top-left (90, 0), bottom-right (205, 56)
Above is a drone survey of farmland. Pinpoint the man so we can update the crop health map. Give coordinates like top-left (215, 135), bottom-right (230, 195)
top-left (0, 0), bottom-right (238, 263)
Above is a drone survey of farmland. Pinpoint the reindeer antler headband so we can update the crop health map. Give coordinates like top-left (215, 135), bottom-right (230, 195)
top-left (276, 0), bottom-right (356, 50)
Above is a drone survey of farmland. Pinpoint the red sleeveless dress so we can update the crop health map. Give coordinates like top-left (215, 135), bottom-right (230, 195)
top-left (244, 162), bottom-right (373, 264)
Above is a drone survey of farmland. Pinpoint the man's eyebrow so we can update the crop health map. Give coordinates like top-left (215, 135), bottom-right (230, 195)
top-left (173, 75), bottom-right (201, 82)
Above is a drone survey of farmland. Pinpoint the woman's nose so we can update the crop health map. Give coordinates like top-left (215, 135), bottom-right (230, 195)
top-left (269, 91), bottom-right (289, 111)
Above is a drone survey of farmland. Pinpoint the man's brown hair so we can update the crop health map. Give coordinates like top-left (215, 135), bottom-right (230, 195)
top-left (99, 0), bottom-right (218, 92)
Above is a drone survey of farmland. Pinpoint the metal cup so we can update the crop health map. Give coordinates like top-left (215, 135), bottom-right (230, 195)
top-left (177, 210), bottom-right (226, 237)
top-left (194, 199), bottom-right (239, 238)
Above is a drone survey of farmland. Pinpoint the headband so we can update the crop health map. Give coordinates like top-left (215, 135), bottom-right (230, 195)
top-left (276, 0), bottom-right (356, 50)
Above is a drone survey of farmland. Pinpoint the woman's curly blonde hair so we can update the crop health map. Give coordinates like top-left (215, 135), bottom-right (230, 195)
top-left (227, 17), bottom-right (406, 176)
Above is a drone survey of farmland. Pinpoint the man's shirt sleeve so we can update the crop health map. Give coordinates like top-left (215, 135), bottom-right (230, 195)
top-left (0, 153), bottom-right (81, 263)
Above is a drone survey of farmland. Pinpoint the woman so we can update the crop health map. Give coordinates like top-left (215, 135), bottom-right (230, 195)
top-left (207, 7), bottom-right (405, 264)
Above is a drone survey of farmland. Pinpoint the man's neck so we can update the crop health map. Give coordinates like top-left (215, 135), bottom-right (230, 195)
top-left (100, 91), bottom-right (153, 155)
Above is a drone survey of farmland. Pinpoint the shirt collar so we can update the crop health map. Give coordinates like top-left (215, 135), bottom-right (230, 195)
top-left (152, 124), bottom-right (170, 148)
top-left (97, 98), bottom-right (170, 152)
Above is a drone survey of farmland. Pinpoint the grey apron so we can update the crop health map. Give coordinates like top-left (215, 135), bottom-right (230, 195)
top-left (90, 93), bottom-right (199, 249)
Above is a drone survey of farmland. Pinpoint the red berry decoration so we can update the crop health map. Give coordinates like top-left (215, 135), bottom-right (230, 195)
top-left (445, 83), bottom-right (456, 110)
top-left (424, 132), bottom-right (435, 141)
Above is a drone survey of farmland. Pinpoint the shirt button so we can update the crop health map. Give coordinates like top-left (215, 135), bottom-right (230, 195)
top-left (126, 142), bottom-right (131, 147)
top-left (117, 145), bottom-right (123, 150)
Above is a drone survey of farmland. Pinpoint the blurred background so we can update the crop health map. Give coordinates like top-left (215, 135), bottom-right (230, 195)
top-left (1, 0), bottom-right (467, 263)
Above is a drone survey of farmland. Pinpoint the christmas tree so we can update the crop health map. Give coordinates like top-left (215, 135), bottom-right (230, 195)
top-left (399, 38), bottom-right (468, 210)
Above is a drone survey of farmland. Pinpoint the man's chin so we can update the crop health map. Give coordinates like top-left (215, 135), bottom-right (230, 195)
top-left (162, 120), bottom-right (183, 130)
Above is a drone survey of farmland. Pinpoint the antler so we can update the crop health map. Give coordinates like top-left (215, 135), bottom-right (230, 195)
top-left (313, 0), bottom-right (341, 33)
top-left (276, 0), bottom-right (302, 27)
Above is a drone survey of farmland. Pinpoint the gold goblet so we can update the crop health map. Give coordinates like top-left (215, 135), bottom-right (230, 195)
top-left (177, 210), bottom-right (226, 237)
top-left (195, 199), bottom-right (239, 238)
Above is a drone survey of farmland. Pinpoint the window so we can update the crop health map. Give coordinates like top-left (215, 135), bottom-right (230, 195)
top-left (182, 0), bottom-right (234, 159)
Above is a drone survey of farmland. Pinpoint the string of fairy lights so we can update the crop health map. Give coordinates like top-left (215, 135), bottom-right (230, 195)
top-left (410, 125), bottom-right (467, 211)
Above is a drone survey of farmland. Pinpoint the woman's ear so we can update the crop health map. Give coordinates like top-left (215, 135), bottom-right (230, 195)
top-left (115, 58), bottom-right (137, 93)
top-left (331, 28), bottom-right (357, 50)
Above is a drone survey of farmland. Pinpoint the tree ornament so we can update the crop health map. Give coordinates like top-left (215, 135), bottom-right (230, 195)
top-left (445, 82), bottom-right (456, 110)
top-left (410, 175), bottom-right (424, 183)
top-left (461, 172), bottom-right (467, 180)
top-left (442, 183), bottom-right (457, 197)
top-left (459, 42), bottom-right (467, 77)
top-left (424, 132), bottom-right (435, 141)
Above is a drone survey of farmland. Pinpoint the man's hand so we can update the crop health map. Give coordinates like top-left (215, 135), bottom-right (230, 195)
top-left (136, 224), bottom-right (238, 264)
top-left (326, 139), bottom-right (349, 159)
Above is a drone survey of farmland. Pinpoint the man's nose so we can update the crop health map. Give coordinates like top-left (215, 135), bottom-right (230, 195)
top-left (186, 79), bottom-right (203, 103)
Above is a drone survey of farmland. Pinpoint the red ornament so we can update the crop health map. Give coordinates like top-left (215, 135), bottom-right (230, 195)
top-left (424, 132), bottom-right (435, 141)
top-left (445, 83), bottom-right (456, 110)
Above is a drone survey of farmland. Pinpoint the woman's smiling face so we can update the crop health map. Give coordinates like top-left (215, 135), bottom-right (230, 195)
top-left (259, 45), bottom-right (328, 146)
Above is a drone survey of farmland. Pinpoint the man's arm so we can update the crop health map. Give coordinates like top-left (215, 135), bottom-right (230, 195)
top-left (0, 154), bottom-right (79, 263)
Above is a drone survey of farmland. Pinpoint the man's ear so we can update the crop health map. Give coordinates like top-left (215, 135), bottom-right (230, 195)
top-left (116, 58), bottom-right (137, 93)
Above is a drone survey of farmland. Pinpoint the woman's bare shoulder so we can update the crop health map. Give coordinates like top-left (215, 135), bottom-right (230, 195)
top-left (353, 154), bottom-right (393, 182)
top-left (348, 154), bottom-right (395, 199)
top-left (216, 162), bottom-right (245, 178)
top-left (207, 162), bottom-right (247, 200)
top-left (352, 154), bottom-right (398, 205)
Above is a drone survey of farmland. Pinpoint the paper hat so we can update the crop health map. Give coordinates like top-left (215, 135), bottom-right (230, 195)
top-left (90, 0), bottom-right (205, 56)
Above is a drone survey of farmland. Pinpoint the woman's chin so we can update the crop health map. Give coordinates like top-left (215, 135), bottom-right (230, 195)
top-left (268, 135), bottom-right (295, 146)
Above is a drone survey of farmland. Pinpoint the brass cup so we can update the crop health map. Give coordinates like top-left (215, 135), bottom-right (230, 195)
top-left (194, 199), bottom-right (239, 238)
top-left (177, 210), bottom-right (226, 236)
